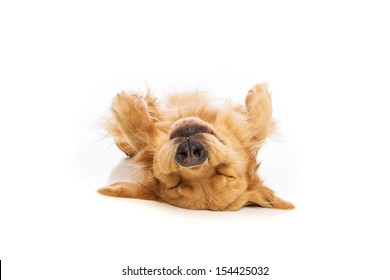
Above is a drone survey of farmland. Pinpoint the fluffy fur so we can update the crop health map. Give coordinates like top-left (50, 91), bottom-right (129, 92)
top-left (98, 83), bottom-right (294, 211)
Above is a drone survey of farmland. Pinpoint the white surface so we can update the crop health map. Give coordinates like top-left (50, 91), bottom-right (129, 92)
top-left (1, 1), bottom-right (389, 279)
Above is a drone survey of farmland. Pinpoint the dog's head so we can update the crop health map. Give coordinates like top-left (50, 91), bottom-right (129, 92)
top-left (100, 86), bottom-right (294, 211)
top-left (152, 116), bottom-right (253, 210)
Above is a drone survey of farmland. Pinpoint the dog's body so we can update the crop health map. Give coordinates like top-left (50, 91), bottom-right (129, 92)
top-left (98, 84), bottom-right (294, 210)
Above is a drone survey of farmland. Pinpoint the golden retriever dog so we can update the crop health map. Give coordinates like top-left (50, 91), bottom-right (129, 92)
top-left (98, 83), bottom-right (294, 211)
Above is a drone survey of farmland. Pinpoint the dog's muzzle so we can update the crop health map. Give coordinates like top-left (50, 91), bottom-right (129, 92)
top-left (170, 117), bottom-right (213, 167)
top-left (175, 139), bottom-right (208, 167)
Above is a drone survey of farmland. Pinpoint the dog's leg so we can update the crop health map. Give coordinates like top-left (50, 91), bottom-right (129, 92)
top-left (245, 83), bottom-right (274, 142)
top-left (109, 92), bottom-right (160, 154)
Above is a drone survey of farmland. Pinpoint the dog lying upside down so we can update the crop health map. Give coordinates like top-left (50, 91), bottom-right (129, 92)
top-left (98, 83), bottom-right (294, 211)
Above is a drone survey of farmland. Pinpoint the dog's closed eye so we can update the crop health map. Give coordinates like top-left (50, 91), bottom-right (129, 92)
top-left (216, 164), bottom-right (236, 179)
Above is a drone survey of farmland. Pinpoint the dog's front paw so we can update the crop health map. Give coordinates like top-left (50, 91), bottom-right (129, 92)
top-left (246, 83), bottom-right (272, 113)
top-left (110, 92), bottom-right (156, 140)
top-left (111, 92), bottom-right (149, 122)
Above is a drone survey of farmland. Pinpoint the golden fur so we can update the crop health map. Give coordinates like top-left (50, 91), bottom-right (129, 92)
top-left (98, 84), bottom-right (294, 211)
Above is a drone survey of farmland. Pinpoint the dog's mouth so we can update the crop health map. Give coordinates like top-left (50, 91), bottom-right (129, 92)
top-left (169, 118), bottom-right (216, 140)
top-left (169, 123), bottom-right (215, 140)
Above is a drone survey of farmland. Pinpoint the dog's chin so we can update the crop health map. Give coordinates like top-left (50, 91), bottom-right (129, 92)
top-left (169, 117), bottom-right (217, 140)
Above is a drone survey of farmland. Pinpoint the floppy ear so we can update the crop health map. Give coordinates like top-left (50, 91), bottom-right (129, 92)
top-left (225, 184), bottom-right (294, 211)
top-left (98, 182), bottom-right (163, 202)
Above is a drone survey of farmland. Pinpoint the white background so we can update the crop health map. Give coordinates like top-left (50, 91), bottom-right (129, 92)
top-left (1, 1), bottom-right (389, 279)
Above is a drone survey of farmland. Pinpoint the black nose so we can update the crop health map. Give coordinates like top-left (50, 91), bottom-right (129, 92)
top-left (175, 140), bottom-right (208, 167)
